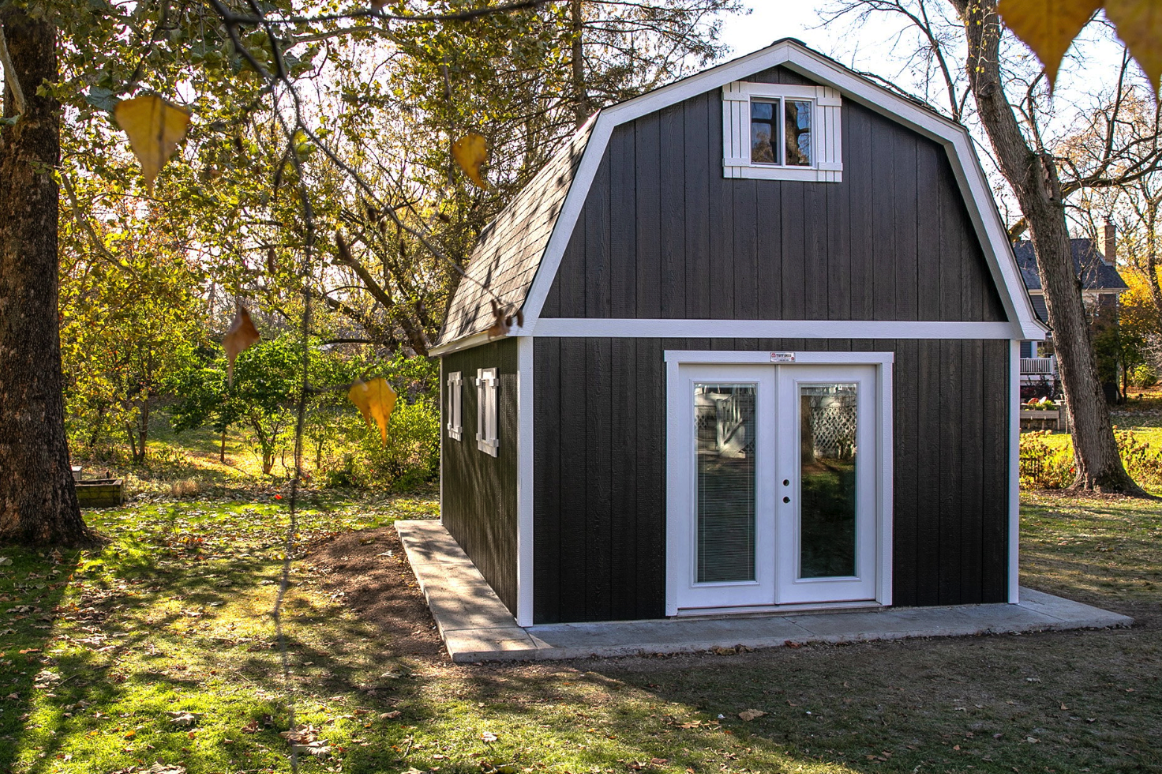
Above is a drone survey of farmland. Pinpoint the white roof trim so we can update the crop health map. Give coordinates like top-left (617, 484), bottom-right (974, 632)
top-left (519, 39), bottom-right (1046, 341)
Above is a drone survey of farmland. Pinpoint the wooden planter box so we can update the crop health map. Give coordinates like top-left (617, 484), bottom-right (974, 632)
top-left (1020, 409), bottom-right (1063, 431)
top-left (75, 479), bottom-right (124, 508)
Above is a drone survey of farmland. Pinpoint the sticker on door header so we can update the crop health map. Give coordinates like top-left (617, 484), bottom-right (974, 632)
top-left (770, 352), bottom-right (795, 363)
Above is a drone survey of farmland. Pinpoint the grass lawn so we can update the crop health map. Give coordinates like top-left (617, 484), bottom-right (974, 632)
top-left (2, 489), bottom-right (1161, 774)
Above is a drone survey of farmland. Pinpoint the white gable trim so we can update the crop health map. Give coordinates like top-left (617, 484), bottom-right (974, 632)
top-left (519, 40), bottom-right (1045, 342)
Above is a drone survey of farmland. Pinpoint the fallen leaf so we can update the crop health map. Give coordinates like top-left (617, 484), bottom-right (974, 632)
top-left (223, 305), bottom-right (260, 385)
top-left (452, 132), bottom-right (489, 189)
top-left (113, 94), bottom-right (192, 193)
top-left (380, 710), bottom-right (401, 720)
top-left (481, 730), bottom-right (498, 743)
top-left (0, 557), bottom-right (12, 566)
top-left (998, 0), bottom-right (1102, 87)
top-left (1105, 0), bottom-right (1162, 92)
top-left (738, 709), bottom-right (766, 722)
top-left (347, 377), bottom-right (397, 444)
top-left (241, 720), bottom-right (260, 733)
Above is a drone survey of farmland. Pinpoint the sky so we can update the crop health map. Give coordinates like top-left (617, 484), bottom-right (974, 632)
top-left (715, 1), bottom-right (1138, 232)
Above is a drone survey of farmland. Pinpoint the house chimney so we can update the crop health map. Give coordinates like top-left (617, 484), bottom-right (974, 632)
top-left (1103, 222), bottom-right (1116, 266)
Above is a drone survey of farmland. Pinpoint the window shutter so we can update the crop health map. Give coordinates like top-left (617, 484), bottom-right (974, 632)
top-left (446, 372), bottom-right (462, 441)
top-left (476, 368), bottom-right (499, 456)
top-left (721, 81), bottom-right (843, 183)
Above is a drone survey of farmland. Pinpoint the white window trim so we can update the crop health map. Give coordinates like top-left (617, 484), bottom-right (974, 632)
top-left (476, 367), bottom-right (499, 456)
top-left (446, 371), bottom-right (463, 441)
top-left (722, 81), bottom-right (842, 182)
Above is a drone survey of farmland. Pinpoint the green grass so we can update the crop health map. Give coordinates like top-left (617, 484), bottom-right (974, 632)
top-left (2, 491), bottom-right (1161, 774)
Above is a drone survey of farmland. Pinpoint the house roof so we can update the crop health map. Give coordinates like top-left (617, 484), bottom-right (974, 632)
top-left (436, 119), bottom-right (594, 345)
top-left (434, 39), bottom-right (1046, 353)
top-left (1012, 239), bottom-right (1129, 293)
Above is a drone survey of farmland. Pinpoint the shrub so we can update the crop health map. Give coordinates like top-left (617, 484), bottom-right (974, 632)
top-left (1129, 364), bottom-right (1158, 390)
top-left (1114, 428), bottom-right (1162, 487)
top-left (1019, 431), bottom-right (1074, 489)
top-left (333, 400), bottom-right (440, 491)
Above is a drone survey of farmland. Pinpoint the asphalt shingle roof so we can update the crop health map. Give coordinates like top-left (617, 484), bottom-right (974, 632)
top-left (1012, 239), bottom-right (1129, 293)
top-left (437, 119), bottom-right (594, 345)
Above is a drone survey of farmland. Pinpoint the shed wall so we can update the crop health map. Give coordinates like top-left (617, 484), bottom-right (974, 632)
top-left (532, 337), bottom-right (1011, 624)
top-left (441, 338), bottom-right (519, 616)
top-left (541, 67), bottom-right (1007, 323)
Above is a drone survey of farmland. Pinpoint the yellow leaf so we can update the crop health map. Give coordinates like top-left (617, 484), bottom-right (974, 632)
top-left (452, 132), bottom-right (489, 189)
top-left (223, 305), bottom-right (260, 386)
top-left (998, 0), bottom-right (1102, 86)
top-left (113, 95), bottom-right (192, 193)
top-left (1106, 0), bottom-right (1162, 93)
top-left (348, 377), bottom-right (397, 445)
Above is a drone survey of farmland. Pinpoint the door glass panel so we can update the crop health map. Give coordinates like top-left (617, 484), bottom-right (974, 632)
top-left (799, 383), bottom-right (857, 578)
top-left (695, 383), bottom-right (757, 583)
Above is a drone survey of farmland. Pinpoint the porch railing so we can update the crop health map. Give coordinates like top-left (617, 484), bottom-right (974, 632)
top-left (1020, 357), bottom-right (1056, 375)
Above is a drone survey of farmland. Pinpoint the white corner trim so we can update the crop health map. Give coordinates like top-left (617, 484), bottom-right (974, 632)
top-left (1008, 339), bottom-right (1020, 604)
top-left (878, 358), bottom-right (894, 606)
top-left (519, 40), bottom-right (1045, 344)
top-left (533, 318), bottom-right (1027, 341)
top-left (663, 354), bottom-right (683, 617)
top-left (516, 337), bottom-right (535, 626)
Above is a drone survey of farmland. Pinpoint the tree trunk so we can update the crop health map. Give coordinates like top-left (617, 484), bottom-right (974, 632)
top-left (950, 0), bottom-right (1144, 494)
top-left (0, 10), bottom-right (92, 544)
top-left (1146, 208), bottom-right (1162, 335)
top-left (570, 0), bottom-right (589, 127)
top-left (220, 428), bottom-right (227, 463)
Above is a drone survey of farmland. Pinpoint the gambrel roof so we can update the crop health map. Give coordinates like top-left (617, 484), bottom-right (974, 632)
top-left (434, 39), bottom-right (1046, 353)
top-left (437, 119), bottom-right (594, 345)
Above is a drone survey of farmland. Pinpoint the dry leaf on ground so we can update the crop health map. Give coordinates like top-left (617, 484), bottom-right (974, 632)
top-left (738, 709), bottom-right (767, 721)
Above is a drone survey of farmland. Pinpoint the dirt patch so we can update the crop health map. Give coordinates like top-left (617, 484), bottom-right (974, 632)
top-left (308, 524), bottom-right (445, 660)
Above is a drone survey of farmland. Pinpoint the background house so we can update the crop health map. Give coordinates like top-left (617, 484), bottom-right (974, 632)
top-left (1015, 225), bottom-right (1129, 399)
top-left (433, 40), bottom-right (1044, 626)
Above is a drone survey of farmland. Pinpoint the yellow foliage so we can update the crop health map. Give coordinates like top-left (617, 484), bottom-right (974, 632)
top-left (1000, 0), bottom-right (1162, 92)
top-left (348, 377), bottom-right (397, 445)
top-left (998, 0), bottom-right (1101, 87)
top-left (452, 132), bottom-right (489, 189)
top-left (113, 95), bottom-right (192, 193)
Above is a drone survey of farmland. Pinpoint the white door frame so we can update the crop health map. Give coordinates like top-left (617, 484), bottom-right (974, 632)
top-left (664, 350), bottom-right (894, 616)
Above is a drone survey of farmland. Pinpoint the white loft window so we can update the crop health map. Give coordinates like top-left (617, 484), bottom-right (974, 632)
top-left (722, 82), bottom-right (843, 182)
top-left (476, 368), bottom-right (499, 457)
top-left (446, 371), bottom-right (463, 441)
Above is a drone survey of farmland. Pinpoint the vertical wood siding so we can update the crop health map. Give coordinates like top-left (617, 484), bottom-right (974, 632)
top-left (533, 338), bottom-right (1011, 624)
top-left (541, 67), bottom-right (1007, 323)
top-left (441, 339), bottom-right (519, 615)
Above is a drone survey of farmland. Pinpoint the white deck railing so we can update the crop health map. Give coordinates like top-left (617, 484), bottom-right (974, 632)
top-left (1020, 357), bottom-right (1056, 375)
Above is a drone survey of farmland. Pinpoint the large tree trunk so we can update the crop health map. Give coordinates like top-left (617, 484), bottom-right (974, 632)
top-left (951, 0), bottom-right (1143, 494)
top-left (0, 10), bottom-right (92, 544)
top-left (570, 0), bottom-right (589, 128)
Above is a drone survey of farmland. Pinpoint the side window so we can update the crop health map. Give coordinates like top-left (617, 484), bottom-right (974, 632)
top-left (476, 368), bottom-right (499, 457)
top-left (446, 371), bottom-right (462, 441)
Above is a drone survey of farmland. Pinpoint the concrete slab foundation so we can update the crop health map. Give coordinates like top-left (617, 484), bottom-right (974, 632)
top-left (396, 520), bottom-right (1133, 663)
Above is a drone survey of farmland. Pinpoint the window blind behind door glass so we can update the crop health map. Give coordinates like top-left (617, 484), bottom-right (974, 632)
top-left (695, 383), bottom-right (757, 583)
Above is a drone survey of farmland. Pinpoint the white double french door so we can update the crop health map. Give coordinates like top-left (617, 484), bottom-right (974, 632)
top-left (668, 360), bottom-right (883, 613)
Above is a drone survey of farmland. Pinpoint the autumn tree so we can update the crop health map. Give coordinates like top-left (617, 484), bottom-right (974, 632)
top-left (824, 0), bottom-right (1152, 493)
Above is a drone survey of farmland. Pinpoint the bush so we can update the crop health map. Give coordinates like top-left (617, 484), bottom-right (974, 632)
top-left (330, 400), bottom-right (440, 491)
top-left (1114, 428), bottom-right (1162, 487)
top-left (1129, 364), bottom-right (1158, 390)
top-left (1019, 431), bottom-right (1074, 489)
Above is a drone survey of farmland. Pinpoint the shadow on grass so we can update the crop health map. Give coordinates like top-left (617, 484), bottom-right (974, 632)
top-left (0, 547), bottom-right (80, 773)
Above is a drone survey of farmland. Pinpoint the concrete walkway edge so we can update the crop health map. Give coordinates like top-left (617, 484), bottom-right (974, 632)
top-left (395, 520), bottom-right (1134, 663)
